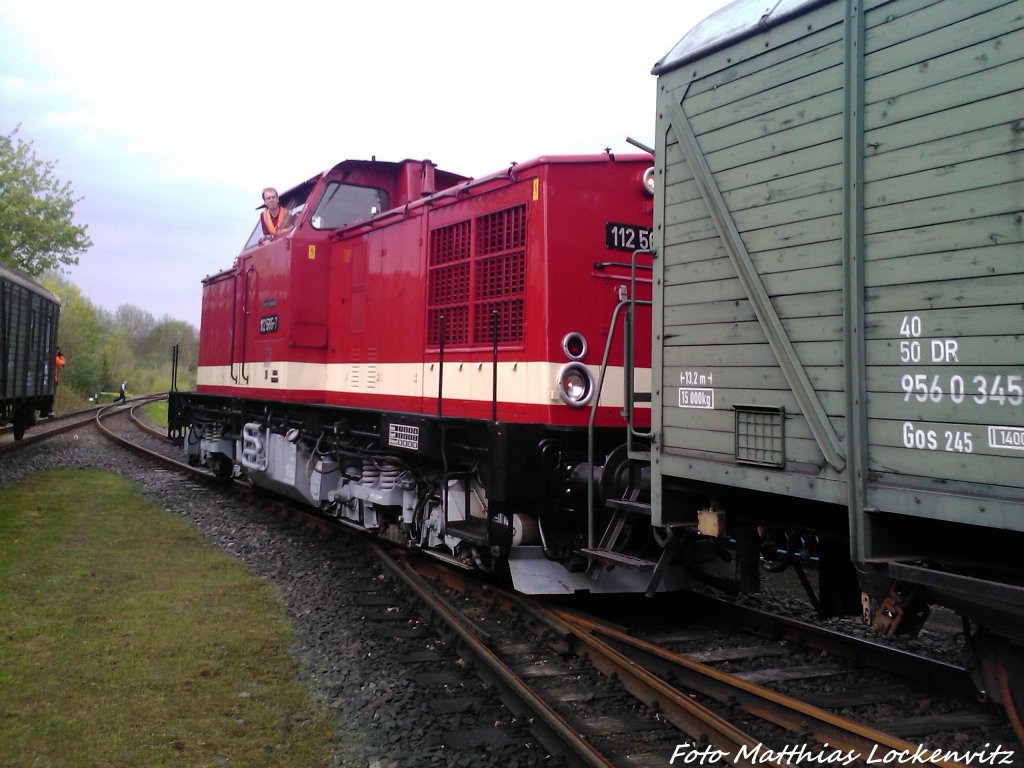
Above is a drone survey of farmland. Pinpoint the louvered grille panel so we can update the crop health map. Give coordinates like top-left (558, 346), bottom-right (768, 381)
top-left (429, 220), bottom-right (471, 265)
top-left (427, 204), bottom-right (527, 348)
top-left (427, 306), bottom-right (469, 346)
top-left (476, 252), bottom-right (525, 299)
top-left (474, 299), bottom-right (524, 344)
top-left (427, 220), bottom-right (472, 346)
top-left (477, 206), bottom-right (526, 255)
top-left (429, 263), bottom-right (470, 306)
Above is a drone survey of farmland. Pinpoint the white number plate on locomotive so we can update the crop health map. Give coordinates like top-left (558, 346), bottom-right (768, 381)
top-left (605, 222), bottom-right (652, 252)
top-left (388, 423), bottom-right (420, 450)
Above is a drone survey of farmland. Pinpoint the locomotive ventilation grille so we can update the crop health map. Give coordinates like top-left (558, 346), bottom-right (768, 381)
top-left (427, 205), bottom-right (526, 348)
top-left (733, 405), bottom-right (785, 468)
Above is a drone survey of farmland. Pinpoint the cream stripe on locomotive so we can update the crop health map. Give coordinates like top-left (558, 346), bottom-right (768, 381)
top-left (197, 360), bottom-right (651, 409)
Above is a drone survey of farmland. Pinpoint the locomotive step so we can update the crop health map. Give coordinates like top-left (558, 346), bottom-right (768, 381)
top-left (443, 518), bottom-right (492, 546)
top-left (580, 548), bottom-right (656, 570)
top-left (604, 498), bottom-right (652, 515)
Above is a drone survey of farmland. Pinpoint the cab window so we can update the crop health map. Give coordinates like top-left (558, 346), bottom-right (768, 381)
top-left (243, 188), bottom-right (311, 250)
top-left (310, 183), bottom-right (389, 229)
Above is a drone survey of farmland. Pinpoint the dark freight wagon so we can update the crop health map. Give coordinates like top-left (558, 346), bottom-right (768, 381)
top-left (0, 263), bottom-right (60, 439)
top-left (650, 0), bottom-right (1022, 724)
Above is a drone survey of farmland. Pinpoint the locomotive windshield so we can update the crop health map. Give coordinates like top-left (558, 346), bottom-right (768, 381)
top-left (309, 183), bottom-right (389, 230)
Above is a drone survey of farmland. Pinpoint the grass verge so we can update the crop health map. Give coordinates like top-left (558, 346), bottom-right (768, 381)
top-left (0, 468), bottom-right (336, 767)
top-left (141, 399), bottom-right (168, 428)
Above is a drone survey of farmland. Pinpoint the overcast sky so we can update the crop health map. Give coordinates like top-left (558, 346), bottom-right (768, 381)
top-left (1, 0), bottom-right (726, 328)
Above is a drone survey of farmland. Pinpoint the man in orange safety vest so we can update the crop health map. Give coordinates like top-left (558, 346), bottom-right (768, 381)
top-left (259, 187), bottom-right (292, 243)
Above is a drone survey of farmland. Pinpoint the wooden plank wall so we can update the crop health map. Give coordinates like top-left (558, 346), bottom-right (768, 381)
top-left (658, 0), bottom-right (849, 492)
top-left (861, 0), bottom-right (1024, 499)
top-left (655, 0), bottom-right (1023, 514)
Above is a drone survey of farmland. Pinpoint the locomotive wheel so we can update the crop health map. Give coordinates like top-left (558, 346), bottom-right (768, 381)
top-left (599, 444), bottom-right (632, 505)
top-left (209, 454), bottom-right (233, 481)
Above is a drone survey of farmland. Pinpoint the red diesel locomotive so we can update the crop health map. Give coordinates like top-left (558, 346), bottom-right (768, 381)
top-left (168, 153), bottom-right (673, 593)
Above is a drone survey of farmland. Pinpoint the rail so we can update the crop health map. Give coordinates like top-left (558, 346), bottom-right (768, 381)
top-left (546, 607), bottom-right (973, 768)
top-left (370, 542), bottom-right (617, 768)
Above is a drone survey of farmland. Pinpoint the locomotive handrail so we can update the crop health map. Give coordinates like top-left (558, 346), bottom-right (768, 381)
top-left (585, 246), bottom-right (653, 548)
top-left (587, 298), bottom-right (629, 547)
top-left (170, 344), bottom-right (179, 392)
top-left (626, 247), bottom-right (654, 445)
top-left (241, 264), bottom-right (254, 384)
top-left (592, 261), bottom-right (653, 273)
top-left (229, 269), bottom-right (239, 383)
top-left (491, 309), bottom-right (499, 423)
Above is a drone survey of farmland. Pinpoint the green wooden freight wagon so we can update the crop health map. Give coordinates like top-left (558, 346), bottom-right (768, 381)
top-left (650, 0), bottom-right (1022, 634)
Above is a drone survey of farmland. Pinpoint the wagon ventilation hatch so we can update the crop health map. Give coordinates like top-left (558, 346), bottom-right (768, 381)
top-left (733, 405), bottom-right (785, 468)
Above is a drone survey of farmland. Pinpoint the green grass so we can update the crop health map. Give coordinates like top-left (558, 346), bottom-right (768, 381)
top-left (141, 399), bottom-right (168, 428)
top-left (0, 469), bottom-right (337, 767)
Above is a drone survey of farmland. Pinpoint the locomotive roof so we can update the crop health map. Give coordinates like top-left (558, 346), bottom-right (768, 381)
top-left (0, 261), bottom-right (60, 304)
top-left (313, 154), bottom-right (650, 229)
top-left (323, 158), bottom-right (470, 187)
top-left (652, 0), bottom-right (827, 75)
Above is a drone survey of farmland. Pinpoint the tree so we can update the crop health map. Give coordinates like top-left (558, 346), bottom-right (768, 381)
top-left (0, 125), bottom-right (92, 275)
top-left (115, 304), bottom-right (156, 350)
top-left (39, 274), bottom-right (105, 396)
top-left (42, 272), bottom-right (200, 400)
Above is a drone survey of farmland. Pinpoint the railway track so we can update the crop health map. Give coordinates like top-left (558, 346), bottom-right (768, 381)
top-left (0, 397), bottom-right (163, 453)
top-left (8, 406), bottom-right (1020, 766)
top-left (410, 567), bottom-right (1019, 767)
top-left (0, 406), bottom-right (99, 450)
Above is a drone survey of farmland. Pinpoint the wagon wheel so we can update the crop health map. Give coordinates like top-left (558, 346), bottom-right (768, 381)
top-left (999, 660), bottom-right (1024, 747)
top-left (759, 529), bottom-right (790, 573)
top-left (968, 625), bottom-right (1024, 745)
top-left (12, 410), bottom-right (28, 441)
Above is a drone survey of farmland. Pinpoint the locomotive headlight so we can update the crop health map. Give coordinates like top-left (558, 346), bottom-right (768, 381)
top-left (556, 362), bottom-right (594, 408)
top-left (642, 166), bottom-right (656, 196)
top-left (562, 332), bottom-right (587, 361)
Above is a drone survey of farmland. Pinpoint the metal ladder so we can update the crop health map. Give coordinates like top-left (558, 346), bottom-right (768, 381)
top-left (583, 248), bottom-right (679, 594)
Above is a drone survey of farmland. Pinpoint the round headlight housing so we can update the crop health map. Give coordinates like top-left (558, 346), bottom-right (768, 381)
top-left (562, 332), bottom-right (587, 361)
top-left (642, 166), bottom-right (656, 196)
top-left (556, 362), bottom-right (594, 408)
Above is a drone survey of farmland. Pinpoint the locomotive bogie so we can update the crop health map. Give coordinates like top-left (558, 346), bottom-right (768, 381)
top-left (171, 389), bottom-right (654, 586)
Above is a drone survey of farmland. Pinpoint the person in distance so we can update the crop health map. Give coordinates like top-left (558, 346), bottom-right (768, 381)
top-left (54, 348), bottom-right (65, 384)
